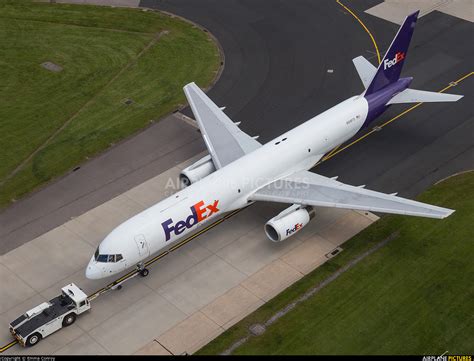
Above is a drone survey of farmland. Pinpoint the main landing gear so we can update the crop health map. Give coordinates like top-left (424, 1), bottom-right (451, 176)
top-left (137, 262), bottom-right (149, 277)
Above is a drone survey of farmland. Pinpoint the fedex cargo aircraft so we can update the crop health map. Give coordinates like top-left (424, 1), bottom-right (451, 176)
top-left (86, 11), bottom-right (462, 280)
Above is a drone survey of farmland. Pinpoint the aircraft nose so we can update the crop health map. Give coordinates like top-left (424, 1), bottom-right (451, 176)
top-left (85, 260), bottom-right (103, 280)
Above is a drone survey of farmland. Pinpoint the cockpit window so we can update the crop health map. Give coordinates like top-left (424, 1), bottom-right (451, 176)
top-left (94, 252), bottom-right (123, 263)
top-left (97, 254), bottom-right (108, 263)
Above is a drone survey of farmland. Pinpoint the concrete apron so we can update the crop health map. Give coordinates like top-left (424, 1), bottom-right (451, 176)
top-left (0, 153), bottom-right (377, 355)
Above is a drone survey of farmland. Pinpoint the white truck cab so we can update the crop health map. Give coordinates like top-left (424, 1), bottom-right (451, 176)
top-left (9, 283), bottom-right (90, 347)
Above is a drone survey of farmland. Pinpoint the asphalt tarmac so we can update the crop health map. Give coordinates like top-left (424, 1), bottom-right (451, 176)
top-left (143, 0), bottom-right (473, 197)
top-left (1, 0), bottom-right (472, 253)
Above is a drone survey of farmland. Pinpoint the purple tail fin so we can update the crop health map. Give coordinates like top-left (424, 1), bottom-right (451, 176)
top-left (365, 11), bottom-right (419, 95)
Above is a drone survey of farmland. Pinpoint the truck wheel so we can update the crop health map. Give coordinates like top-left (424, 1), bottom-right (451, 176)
top-left (26, 333), bottom-right (42, 347)
top-left (140, 268), bottom-right (149, 277)
top-left (62, 313), bottom-right (76, 327)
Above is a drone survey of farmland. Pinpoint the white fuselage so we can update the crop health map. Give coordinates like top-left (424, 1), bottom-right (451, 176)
top-left (86, 95), bottom-right (368, 279)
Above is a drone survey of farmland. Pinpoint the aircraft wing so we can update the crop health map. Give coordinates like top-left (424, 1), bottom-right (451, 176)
top-left (249, 171), bottom-right (454, 219)
top-left (183, 82), bottom-right (262, 169)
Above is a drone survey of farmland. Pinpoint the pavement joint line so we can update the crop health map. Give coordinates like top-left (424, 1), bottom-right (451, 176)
top-left (2, 64), bottom-right (460, 348)
top-left (0, 292), bottom-right (44, 325)
top-left (0, 19), bottom-right (222, 241)
top-left (0, 2), bottom-right (437, 354)
top-left (62, 220), bottom-right (99, 248)
top-left (336, 0), bottom-right (381, 64)
top-left (0, 253), bottom-right (48, 296)
top-left (50, 323), bottom-right (89, 355)
top-left (155, 339), bottom-right (174, 355)
top-left (0, 28), bottom-right (469, 353)
top-left (0, 29), bottom-right (168, 188)
top-left (199, 285), bottom-right (258, 327)
top-left (155, 311), bottom-right (223, 354)
top-left (86, 206), bottom-right (251, 301)
top-left (278, 257), bottom-right (306, 277)
top-left (239, 283), bottom-right (267, 304)
top-left (211, 245), bottom-right (251, 280)
top-left (176, 112), bottom-right (199, 128)
top-left (220, 231), bottom-right (400, 355)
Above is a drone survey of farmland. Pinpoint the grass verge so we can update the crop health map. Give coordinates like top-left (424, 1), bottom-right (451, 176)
top-left (0, 0), bottom-right (220, 207)
top-left (197, 171), bottom-right (474, 355)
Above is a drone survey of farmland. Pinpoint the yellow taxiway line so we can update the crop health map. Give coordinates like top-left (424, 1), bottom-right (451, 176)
top-left (87, 206), bottom-right (249, 301)
top-left (336, 0), bottom-right (381, 64)
top-left (0, 0), bottom-right (469, 350)
top-left (0, 340), bottom-right (18, 353)
top-left (87, 70), bottom-right (473, 301)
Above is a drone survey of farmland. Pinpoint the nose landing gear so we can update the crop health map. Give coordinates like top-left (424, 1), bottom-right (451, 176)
top-left (108, 262), bottom-right (149, 292)
top-left (137, 262), bottom-right (149, 277)
top-left (140, 269), bottom-right (149, 277)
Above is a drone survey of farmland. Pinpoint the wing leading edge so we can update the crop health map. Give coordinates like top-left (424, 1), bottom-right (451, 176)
top-left (183, 82), bottom-right (261, 169)
top-left (249, 171), bottom-right (454, 219)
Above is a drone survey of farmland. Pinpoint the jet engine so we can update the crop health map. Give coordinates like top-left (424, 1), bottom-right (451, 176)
top-left (179, 155), bottom-right (216, 187)
top-left (265, 205), bottom-right (315, 242)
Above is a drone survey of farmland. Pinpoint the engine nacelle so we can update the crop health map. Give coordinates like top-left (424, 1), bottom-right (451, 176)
top-left (265, 205), bottom-right (315, 242)
top-left (179, 155), bottom-right (216, 187)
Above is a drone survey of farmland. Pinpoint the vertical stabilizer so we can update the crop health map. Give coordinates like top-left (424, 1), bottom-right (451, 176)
top-left (365, 11), bottom-right (419, 95)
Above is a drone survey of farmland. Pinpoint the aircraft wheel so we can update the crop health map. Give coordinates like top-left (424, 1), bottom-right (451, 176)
top-left (140, 268), bottom-right (149, 277)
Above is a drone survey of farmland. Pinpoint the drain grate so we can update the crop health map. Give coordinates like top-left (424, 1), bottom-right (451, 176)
top-left (326, 247), bottom-right (343, 259)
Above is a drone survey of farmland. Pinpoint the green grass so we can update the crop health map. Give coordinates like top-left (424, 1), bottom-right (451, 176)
top-left (197, 171), bottom-right (474, 355)
top-left (0, 0), bottom-right (220, 206)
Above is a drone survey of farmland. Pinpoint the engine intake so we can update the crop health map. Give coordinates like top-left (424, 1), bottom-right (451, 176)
top-left (179, 155), bottom-right (215, 187)
top-left (265, 205), bottom-right (315, 242)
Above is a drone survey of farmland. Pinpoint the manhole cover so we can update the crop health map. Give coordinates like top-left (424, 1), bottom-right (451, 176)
top-left (249, 324), bottom-right (266, 336)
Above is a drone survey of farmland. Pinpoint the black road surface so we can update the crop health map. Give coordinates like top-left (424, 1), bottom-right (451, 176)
top-left (1, 0), bottom-right (472, 253)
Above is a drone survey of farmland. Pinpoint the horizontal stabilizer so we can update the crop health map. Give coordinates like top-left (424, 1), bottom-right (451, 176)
top-left (388, 88), bottom-right (463, 104)
top-left (352, 56), bottom-right (377, 89)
